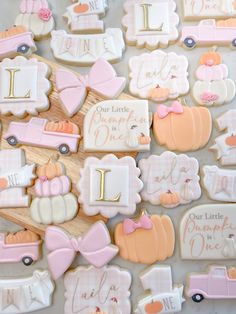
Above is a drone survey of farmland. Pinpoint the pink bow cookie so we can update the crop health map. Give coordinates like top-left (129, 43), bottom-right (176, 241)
top-left (55, 58), bottom-right (126, 117)
top-left (157, 100), bottom-right (184, 119)
top-left (123, 215), bottom-right (153, 234)
top-left (45, 222), bottom-right (118, 280)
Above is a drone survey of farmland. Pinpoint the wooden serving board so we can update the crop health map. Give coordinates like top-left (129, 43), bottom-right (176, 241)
top-left (0, 54), bottom-right (137, 237)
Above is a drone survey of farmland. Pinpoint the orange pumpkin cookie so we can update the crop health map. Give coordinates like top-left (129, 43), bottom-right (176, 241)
top-left (153, 100), bottom-right (212, 152)
top-left (114, 213), bottom-right (175, 264)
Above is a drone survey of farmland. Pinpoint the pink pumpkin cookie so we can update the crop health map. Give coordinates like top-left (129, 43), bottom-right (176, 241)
top-left (193, 49), bottom-right (235, 106)
top-left (77, 154), bottom-right (143, 218)
top-left (31, 158), bottom-right (78, 225)
top-left (45, 222), bottom-right (118, 280)
top-left (211, 109), bottom-right (236, 165)
top-left (123, 0), bottom-right (179, 49)
top-left (64, 265), bottom-right (131, 314)
top-left (15, 0), bottom-right (55, 40)
top-left (153, 100), bottom-right (212, 152)
top-left (129, 50), bottom-right (189, 101)
top-left (138, 152), bottom-right (201, 208)
top-left (64, 0), bottom-right (108, 33)
top-left (135, 265), bottom-right (185, 313)
top-left (55, 59), bottom-right (126, 117)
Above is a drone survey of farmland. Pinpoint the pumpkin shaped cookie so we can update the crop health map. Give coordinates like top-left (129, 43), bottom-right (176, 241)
top-left (153, 100), bottom-right (212, 152)
top-left (114, 212), bottom-right (175, 264)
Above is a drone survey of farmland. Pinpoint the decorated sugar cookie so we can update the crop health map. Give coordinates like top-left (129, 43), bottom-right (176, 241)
top-left (135, 265), bottom-right (185, 314)
top-left (0, 149), bottom-right (35, 208)
top-left (123, 0), bottom-right (179, 49)
top-left (129, 50), bottom-right (189, 101)
top-left (114, 212), bottom-right (175, 264)
top-left (30, 158), bottom-right (78, 225)
top-left (5, 118), bottom-right (81, 154)
top-left (0, 26), bottom-right (36, 60)
top-left (138, 152), bottom-right (201, 208)
top-left (45, 222), bottom-right (118, 280)
top-left (64, 0), bottom-right (108, 33)
top-left (181, 18), bottom-right (236, 48)
top-left (0, 56), bottom-right (51, 118)
top-left (0, 230), bottom-right (41, 266)
top-left (56, 59), bottom-right (126, 117)
top-left (186, 265), bottom-right (236, 303)
top-left (180, 204), bottom-right (236, 260)
top-left (183, 0), bottom-right (236, 20)
top-left (202, 165), bottom-right (236, 202)
top-left (0, 270), bottom-right (54, 313)
top-left (153, 100), bottom-right (212, 152)
top-left (211, 109), bottom-right (236, 165)
top-left (50, 29), bottom-right (125, 66)
top-left (64, 265), bottom-right (132, 314)
top-left (83, 100), bottom-right (151, 152)
top-left (15, 0), bottom-right (55, 40)
top-left (193, 49), bottom-right (235, 106)
top-left (77, 154), bottom-right (143, 218)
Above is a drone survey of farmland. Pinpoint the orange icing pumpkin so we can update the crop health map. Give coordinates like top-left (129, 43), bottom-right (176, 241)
top-left (153, 105), bottom-right (212, 152)
top-left (199, 48), bottom-right (222, 66)
top-left (216, 18), bottom-right (236, 27)
top-left (148, 86), bottom-right (170, 101)
top-left (145, 301), bottom-right (163, 314)
top-left (114, 215), bottom-right (175, 264)
top-left (5, 230), bottom-right (40, 244)
top-left (36, 158), bottom-right (65, 180)
top-left (74, 3), bottom-right (89, 13)
top-left (225, 134), bottom-right (236, 147)
top-left (45, 121), bottom-right (79, 134)
top-left (159, 190), bottom-right (180, 207)
top-left (0, 26), bottom-right (28, 39)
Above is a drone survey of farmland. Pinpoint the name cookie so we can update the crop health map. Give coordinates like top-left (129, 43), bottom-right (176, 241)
top-left (193, 49), bottom-right (235, 106)
top-left (123, 0), bottom-right (179, 49)
top-left (135, 265), bottom-right (185, 314)
top-left (5, 118), bottom-right (81, 154)
top-left (0, 26), bottom-right (36, 60)
top-left (181, 18), bottom-right (236, 48)
top-left (15, 0), bottom-right (55, 40)
top-left (0, 270), bottom-right (54, 313)
top-left (45, 222), bottom-right (118, 280)
top-left (77, 154), bottom-right (143, 218)
top-left (129, 50), bottom-right (189, 102)
top-left (64, 265), bottom-right (132, 314)
top-left (84, 100), bottom-right (151, 152)
top-left (186, 265), bottom-right (236, 303)
top-left (0, 149), bottom-right (35, 208)
top-left (180, 204), bottom-right (236, 260)
top-left (55, 59), bottom-right (126, 117)
top-left (183, 0), bottom-right (236, 20)
top-left (153, 100), bottom-right (212, 152)
top-left (138, 152), bottom-right (201, 208)
top-left (211, 109), bottom-right (236, 165)
top-left (203, 165), bottom-right (236, 202)
top-left (114, 212), bottom-right (175, 264)
top-left (30, 158), bottom-right (78, 225)
top-left (0, 56), bottom-right (51, 118)
top-left (64, 0), bottom-right (108, 33)
top-left (0, 230), bottom-right (41, 266)
top-left (50, 29), bottom-right (125, 66)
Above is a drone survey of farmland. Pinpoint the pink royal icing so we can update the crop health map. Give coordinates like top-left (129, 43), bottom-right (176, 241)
top-left (156, 100), bottom-right (184, 119)
top-left (20, 0), bottom-right (49, 13)
top-left (200, 91), bottom-right (219, 103)
top-left (38, 8), bottom-right (52, 21)
top-left (123, 215), bottom-right (153, 234)
top-left (55, 59), bottom-right (126, 117)
top-left (45, 222), bottom-right (119, 280)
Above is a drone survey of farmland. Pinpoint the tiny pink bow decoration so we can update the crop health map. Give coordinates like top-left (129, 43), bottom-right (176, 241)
top-left (55, 58), bottom-right (126, 117)
top-left (45, 222), bottom-right (119, 280)
top-left (123, 215), bottom-right (153, 234)
top-left (157, 100), bottom-right (184, 119)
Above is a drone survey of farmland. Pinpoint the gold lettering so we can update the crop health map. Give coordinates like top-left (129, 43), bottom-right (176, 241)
top-left (140, 4), bottom-right (163, 32)
top-left (96, 168), bottom-right (121, 202)
top-left (4, 69), bottom-right (31, 99)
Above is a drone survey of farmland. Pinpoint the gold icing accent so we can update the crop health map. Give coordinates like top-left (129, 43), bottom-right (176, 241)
top-left (4, 69), bottom-right (31, 100)
top-left (96, 168), bottom-right (121, 202)
top-left (140, 4), bottom-right (164, 32)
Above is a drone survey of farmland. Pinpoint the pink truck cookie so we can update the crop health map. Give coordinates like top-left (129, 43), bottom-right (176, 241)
top-left (186, 265), bottom-right (236, 302)
top-left (181, 19), bottom-right (236, 48)
top-left (0, 230), bottom-right (41, 266)
top-left (0, 26), bottom-right (36, 60)
top-left (4, 118), bottom-right (81, 154)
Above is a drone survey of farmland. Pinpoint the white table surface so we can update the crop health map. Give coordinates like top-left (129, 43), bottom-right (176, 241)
top-left (0, 0), bottom-right (236, 313)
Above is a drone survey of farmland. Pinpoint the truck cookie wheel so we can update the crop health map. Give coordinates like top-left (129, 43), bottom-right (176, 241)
top-left (59, 144), bottom-right (70, 154)
top-left (22, 256), bottom-right (33, 266)
top-left (7, 136), bottom-right (18, 146)
top-left (192, 294), bottom-right (204, 303)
